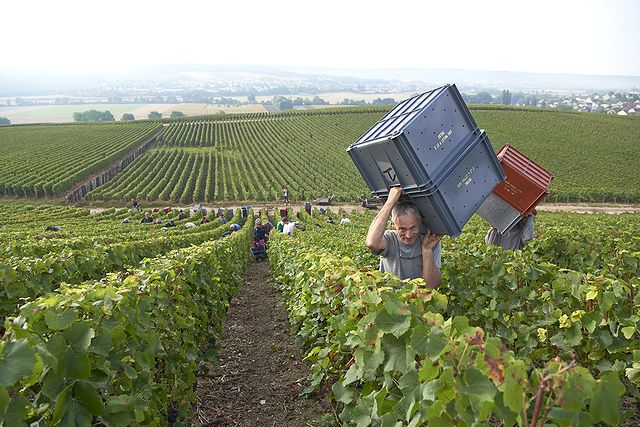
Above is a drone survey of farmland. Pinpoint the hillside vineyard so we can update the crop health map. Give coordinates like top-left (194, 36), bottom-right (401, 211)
top-left (1, 202), bottom-right (639, 424)
top-left (0, 106), bottom-right (639, 203)
top-left (0, 203), bottom-right (252, 424)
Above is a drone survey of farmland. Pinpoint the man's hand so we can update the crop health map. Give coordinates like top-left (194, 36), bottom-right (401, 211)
top-left (421, 229), bottom-right (443, 289)
top-left (421, 230), bottom-right (444, 251)
top-left (387, 186), bottom-right (403, 204)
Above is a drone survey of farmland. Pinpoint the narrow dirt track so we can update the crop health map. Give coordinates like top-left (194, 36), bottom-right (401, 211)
top-left (194, 258), bottom-right (331, 427)
top-left (87, 202), bottom-right (640, 216)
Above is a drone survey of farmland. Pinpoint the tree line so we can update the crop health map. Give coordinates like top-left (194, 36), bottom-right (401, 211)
top-left (72, 110), bottom-right (186, 122)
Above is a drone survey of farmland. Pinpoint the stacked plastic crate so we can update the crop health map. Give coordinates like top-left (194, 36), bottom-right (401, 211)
top-left (347, 83), bottom-right (505, 236)
top-left (476, 144), bottom-right (553, 233)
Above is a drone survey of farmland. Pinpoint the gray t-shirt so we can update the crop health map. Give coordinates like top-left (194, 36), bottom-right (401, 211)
top-left (375, 230), bottom-right (442, 280)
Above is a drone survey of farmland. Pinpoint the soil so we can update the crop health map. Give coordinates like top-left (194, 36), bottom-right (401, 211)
top-left (193, 258), bottom-right (334, 427)
top-left (536, 202), bottom-right (640, 214)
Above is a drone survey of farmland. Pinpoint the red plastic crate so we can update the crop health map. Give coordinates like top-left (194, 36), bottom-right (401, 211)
top-left (492, 144), bottom-right (553, 214)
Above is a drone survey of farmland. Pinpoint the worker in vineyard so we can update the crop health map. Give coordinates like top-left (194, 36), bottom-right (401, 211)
top-left (281, 217), bottom-right (295, 236)
top-left (218, 212), bottom-right (227, 225)
top-left (366, 186), bottom-right (443, 289)
top-left (283, 186), bottom-right (289, 205)
top-left (264, 218), bottom-right (275, 234)
top-left (140, 211), bottom-right (154, 224)
top-left (485, 210), bottom-right (536, 251)
top-left (254, 218), bottom-right (268, 244)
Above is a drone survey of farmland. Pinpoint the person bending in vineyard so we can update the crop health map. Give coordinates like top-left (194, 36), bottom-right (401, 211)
top-left (140, 211), bottom-right (154, 224)
top-left (366, 186), bottom-right (443, 289)
top-left (485, 210), bottom-right (536, 251)
top-left (254, 218), bottom-right (268, 244)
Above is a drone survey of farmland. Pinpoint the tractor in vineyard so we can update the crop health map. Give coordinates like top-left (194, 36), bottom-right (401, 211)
top-left (359, 195), bottom-right (384, 209)
top-left (314, 195), bottom-right (335, 206)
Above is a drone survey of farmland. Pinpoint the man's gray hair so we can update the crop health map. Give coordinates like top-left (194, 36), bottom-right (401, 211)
top-left (391, 202), bottom-right (421, 221)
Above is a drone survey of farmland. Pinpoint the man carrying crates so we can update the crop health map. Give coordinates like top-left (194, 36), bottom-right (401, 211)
top-left (366, 187), bottom-right (444, 289)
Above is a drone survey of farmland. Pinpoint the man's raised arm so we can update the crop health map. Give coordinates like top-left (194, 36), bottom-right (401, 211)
top-left (366, 187), bottom-right (402, 253)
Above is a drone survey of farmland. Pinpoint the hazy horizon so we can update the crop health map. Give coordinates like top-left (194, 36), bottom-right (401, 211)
top-left (3, 0), bottom-right (639, 77)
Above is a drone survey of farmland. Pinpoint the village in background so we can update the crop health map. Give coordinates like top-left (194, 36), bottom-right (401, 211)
top-left (0, 64), bottom-right (639, 125)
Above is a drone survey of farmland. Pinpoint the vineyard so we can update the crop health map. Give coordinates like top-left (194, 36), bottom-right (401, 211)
top-left (0, 104), bottom-right (639, 424)
top-left (0, 106), bottom-right (639, 204)
top-left (0, 199), bottom-right (639, 424)
top-left (88, 110), bottom-right (383, 203)
top-left (0, 202), bottom-right (253, 424)
top-left (0, 122), bottom-right (161, 197)
top-left (267, 208), bottom-right (640, 426)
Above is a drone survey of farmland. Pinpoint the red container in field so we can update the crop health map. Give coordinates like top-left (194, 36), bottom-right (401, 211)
top-left (493, 144), bottom-right (553, 214)
top-left (279, 207), bottom-right (289, 218)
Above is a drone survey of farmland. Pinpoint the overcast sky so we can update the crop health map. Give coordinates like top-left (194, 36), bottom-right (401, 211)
top-left (3, 0), bottom-right (639, 76)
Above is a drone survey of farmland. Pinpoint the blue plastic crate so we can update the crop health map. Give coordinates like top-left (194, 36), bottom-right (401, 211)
top-left (348, 84), bottom-right (479, 195)
top-left (370, 130), bottom-right (505, 236)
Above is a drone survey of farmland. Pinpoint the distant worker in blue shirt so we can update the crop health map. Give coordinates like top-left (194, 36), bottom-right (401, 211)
top-left (221, 223), bottom-right (241, 237)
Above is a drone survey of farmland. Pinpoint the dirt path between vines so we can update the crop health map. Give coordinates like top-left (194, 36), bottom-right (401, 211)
top-left (194, 258), bottom-right (332, 426)
top-left (87, 202), bottom-right (640, 216)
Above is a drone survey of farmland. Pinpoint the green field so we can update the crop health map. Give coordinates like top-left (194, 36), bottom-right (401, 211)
top-left (0, 106), bottom-right (639, 203)
top-left (269, 208), bottom-right (640, 426)
top-left (1, 199), bottom-right (638, 425)
top-left (0, 155), bottom-right (638, 424)
top-left (473, 107), bottom-right (640, 202)
top-left (0, 122), bottom-right (160, 196)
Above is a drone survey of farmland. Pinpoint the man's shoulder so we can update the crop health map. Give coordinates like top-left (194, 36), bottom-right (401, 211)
top-left (383, 229), bottom-right (397, 238)
top-left (378, 230), bottom-right (398, 257)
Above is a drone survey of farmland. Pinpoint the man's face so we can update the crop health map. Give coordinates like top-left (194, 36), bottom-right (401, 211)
top-left (393, 214), bottom-right (420, 245)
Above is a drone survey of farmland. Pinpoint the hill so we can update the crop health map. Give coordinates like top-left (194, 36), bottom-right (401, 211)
top-left (0, 106), bottom-right (638, 204)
